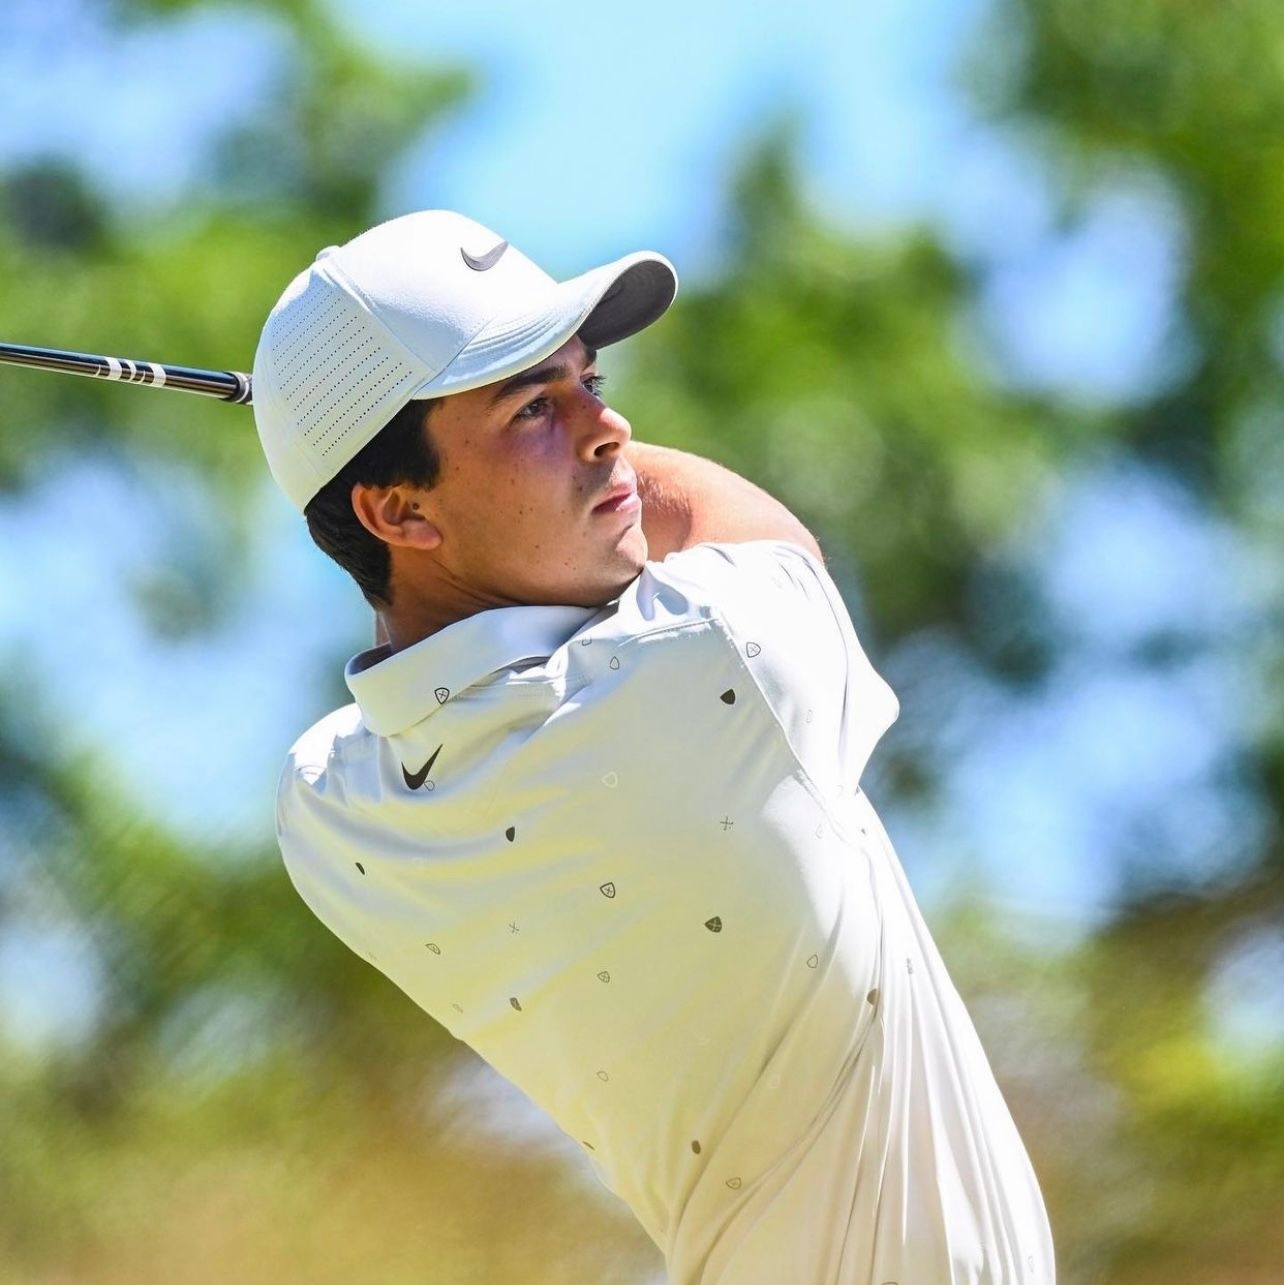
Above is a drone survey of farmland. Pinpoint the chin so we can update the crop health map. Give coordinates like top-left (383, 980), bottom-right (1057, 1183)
top-left (532, 529), bottom-right (646, 608)
top-left (572, 551), bottom-right (647, 608)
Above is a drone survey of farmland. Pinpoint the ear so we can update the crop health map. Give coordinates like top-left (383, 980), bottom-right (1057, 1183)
top-left (350, 482), bottom-right (442, 551)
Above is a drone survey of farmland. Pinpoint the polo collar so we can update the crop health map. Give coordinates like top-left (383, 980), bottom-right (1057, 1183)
top-left (345, 603), bottom-right (601, 736)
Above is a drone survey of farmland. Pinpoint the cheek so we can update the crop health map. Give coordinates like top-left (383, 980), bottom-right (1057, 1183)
top-left (496, 438), bottom-right (570, 512)
top-left (469, 452), bottom-right (563, 545)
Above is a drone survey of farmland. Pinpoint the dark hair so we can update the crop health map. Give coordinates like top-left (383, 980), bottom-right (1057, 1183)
top-left (303, 397), bottom-right (443, 610)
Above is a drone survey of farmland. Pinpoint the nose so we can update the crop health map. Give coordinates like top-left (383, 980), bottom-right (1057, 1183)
top-left (576, 391), bottom-right (632, 461)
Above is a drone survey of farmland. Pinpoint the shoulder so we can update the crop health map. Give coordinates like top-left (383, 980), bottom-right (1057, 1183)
top-left (654, 537), bottom-right (825, 584)
top-left (625, 538), bottom-right (825, 618)
top-left (633, 538), bottom-right (842, 634)
top-left (600, 537), bottom-right (864, 693)
top-left (623, 538), bottom-right (898, 791)
top-left (275, 703), bottom-right (372, 822)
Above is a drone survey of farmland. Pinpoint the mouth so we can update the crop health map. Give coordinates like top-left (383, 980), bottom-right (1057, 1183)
top-left (592, 477), bottom-right (641, 515)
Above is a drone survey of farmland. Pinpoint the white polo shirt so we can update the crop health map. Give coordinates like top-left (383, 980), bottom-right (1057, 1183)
top-left (275, 540), bottom-right (1055, 1284)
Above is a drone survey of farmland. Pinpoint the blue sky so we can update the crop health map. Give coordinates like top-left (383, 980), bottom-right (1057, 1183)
top-left (1, 0), bottom-right (1274, 1057)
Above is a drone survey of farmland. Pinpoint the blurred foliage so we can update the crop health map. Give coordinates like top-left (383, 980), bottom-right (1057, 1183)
top-left (1, 0), bottom-right (1282, 1281)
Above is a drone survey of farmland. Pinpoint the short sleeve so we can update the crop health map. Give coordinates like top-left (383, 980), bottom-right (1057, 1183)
top-left (646, 539), bottom-right (900, 795)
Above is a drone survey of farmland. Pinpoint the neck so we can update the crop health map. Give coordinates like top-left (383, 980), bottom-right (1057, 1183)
top-left (375, 565), bottom-right (514, 654)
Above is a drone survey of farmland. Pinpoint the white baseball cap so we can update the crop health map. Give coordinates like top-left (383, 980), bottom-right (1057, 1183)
top-left (252, 209), bottom-right (678, 511)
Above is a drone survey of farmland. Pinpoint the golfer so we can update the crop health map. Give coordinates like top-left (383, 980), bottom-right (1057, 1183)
top-left (252, 210), bottom-right (1055, 1284)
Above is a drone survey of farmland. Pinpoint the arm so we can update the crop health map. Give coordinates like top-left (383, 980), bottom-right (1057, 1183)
top-left (624, 440), bottom-right (823, 564)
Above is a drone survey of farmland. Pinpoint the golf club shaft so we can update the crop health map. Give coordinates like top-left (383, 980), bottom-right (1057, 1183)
top-left (0, 341), bottom-right (253, 404)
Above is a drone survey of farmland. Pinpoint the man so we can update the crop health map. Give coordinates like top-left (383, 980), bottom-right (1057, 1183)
top-left (252, 209), bottom-right (1056, 1284)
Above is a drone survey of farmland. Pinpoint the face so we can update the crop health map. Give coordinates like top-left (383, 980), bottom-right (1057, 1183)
top-left (409, 334), bottom-right (646, 609)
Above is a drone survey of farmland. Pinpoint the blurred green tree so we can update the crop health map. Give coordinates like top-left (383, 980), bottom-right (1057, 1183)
top-left (954, 1), bottom-right (1284, 1278)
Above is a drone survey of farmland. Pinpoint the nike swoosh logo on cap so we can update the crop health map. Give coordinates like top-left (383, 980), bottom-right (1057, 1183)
top-left (461, 240), bottom-right (508, 271)
top-left (402, 743), bottom-right (443, 789)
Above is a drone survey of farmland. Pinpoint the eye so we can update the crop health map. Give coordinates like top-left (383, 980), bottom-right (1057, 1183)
top-left (515, 395), bottom-right (550, 421)
top-left (512, 373), bottom-right (608, 422)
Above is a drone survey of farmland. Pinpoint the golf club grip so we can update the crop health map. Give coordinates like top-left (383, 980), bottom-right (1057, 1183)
top-left (0, 342), bottom-right (253, 404)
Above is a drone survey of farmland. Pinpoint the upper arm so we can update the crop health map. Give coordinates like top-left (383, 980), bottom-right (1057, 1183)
top-left (685, 506), bottom-right (823, 562)
top-left (627, 441), bottom-right (823, 563)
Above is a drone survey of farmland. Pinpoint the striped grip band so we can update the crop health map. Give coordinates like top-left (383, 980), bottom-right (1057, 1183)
top-left (98, 358), bottom-right (167, 387)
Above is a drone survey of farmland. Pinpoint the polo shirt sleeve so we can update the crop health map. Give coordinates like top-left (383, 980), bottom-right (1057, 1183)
top-left (646, 539), bottom-right (900, 795)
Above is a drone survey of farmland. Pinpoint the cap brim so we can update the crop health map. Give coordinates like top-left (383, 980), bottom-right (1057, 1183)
top-left (410, 250), bottom-right (677, 400)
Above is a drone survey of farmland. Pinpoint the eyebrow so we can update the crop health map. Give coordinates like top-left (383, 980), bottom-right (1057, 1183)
top-left (487, 345), bottom-right (598, 408)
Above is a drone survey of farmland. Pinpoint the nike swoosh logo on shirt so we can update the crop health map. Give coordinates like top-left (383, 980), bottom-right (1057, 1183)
top-left (461, 240), bottom-right (508, 271)
top-left (402, 744), bottom-right (443, 789)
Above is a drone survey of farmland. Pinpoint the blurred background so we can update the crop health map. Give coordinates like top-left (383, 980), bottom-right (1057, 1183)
top-left (1, 0), bottom-right (1281, 1281)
